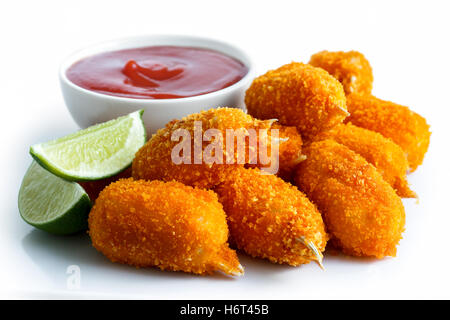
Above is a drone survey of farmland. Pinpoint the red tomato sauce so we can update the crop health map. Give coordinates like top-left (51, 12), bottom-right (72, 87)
top-left (66, 46), bottom-right (248, 99)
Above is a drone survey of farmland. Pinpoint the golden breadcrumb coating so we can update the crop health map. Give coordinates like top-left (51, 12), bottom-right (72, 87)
top-left (215, 167), bottom-right (328, 267)
top-left (316, 123), bottom-right (415, 198)
top-left (346, 93), bottom-right (431, 172)
top-left (273, 124), bottom-right (304, 181)
top-left (248, 123), bottom-right (304, 181)
top-left (294, 140), bottom-right (405, 258)
top-left (88, 178), bottom-right (243, 276)
top-left (132, 107), bottom-right (294, 188)
top-left (309, 50), bottom-right (373, 95)
top-left (245, 62), bottom-right (348, 139)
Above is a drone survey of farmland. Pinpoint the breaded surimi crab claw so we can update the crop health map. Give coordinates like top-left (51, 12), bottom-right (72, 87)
top-left (89, 178), bottom-right (243, 276)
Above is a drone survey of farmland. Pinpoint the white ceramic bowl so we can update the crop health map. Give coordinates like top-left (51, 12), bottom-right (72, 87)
top-left (60, 35), bottom-right (254, 134)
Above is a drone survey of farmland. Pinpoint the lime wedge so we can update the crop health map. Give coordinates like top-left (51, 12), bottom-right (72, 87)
top-left (30, 110), bottom-right (146, 181)
top-left (18, 161), bottom-right (91, 235)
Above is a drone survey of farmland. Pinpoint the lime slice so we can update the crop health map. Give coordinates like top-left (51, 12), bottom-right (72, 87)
top-left (30, 110), bottom-right (146, 181)
top-left (18, 161), bottom-right (91, 235)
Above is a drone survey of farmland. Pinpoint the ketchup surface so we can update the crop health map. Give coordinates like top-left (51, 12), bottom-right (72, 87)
top-left (66, 46), bottom-right (248, 99)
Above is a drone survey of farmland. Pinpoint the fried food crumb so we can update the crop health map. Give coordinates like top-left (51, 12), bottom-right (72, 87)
top-left (346, 93), bottom-right (431, 172)
top-left (245, 62), bottom-right (348, 139)
top-left (215, 167), bottom-right (328, 266)
top-left (88, 178), bottom-right (243, 276)
top-left (309, 50), bottom-right (373, 95)
top-left (294, 140), bottom-right (405, 258)
top-left (316, 123), bottom-right (415, 198)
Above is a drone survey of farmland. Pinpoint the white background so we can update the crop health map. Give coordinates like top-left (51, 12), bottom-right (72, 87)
top-left (1, 0), bottom-right (449, 299)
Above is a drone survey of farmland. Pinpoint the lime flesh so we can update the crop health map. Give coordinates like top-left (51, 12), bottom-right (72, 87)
top-left (30, 110), bottom-right (146, 181)
top-left (18, 161), bottom-right (91, 235)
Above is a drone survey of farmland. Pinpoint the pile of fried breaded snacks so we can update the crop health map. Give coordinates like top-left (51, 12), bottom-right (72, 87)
top-left (85, 50), bottom-right (430, 276)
